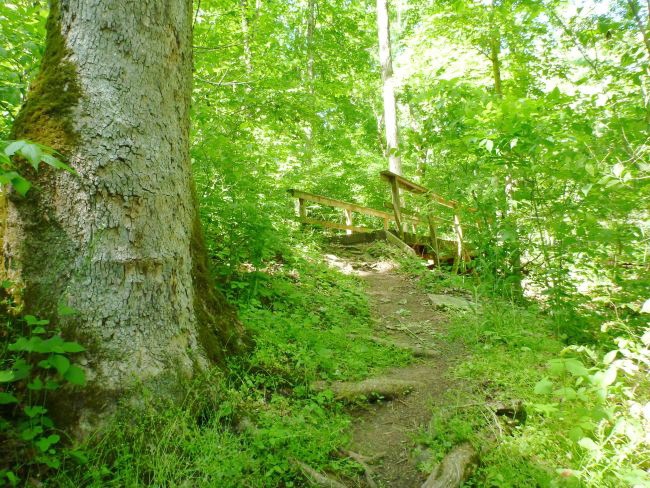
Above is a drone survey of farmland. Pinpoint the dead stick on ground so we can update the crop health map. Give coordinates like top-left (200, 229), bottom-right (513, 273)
top-left (343, 450), bottom-right (378, 488)
top-left (291, 459), bottom-right (347, 488)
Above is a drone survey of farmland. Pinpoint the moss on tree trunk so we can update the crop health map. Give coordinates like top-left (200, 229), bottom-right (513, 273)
top-left (3, 0), bottom-right (248, 434)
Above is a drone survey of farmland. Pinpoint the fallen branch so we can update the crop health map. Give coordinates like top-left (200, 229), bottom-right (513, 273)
top-left (421, 443), bottom-right (478, 488)
top-left (291, 459), bottom-right (347, 488)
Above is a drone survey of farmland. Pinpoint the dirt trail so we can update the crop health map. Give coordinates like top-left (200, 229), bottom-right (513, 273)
top-left (325, 244), bottom-right (466, 487)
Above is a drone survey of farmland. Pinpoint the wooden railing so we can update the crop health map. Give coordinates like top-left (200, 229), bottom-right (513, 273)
top-left (380, 171), bottom-right (471, 269)
top-left (287, 189), bottom-right (422, 234)
top-left (288, 172), bottom-right (473, 269)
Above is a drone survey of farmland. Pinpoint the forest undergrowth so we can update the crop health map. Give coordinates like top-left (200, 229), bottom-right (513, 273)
top-left (31, 236), bottom-right (647, 487)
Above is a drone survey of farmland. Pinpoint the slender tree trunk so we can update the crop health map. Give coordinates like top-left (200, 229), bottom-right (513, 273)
top-left (304, 0), bottom-right (317, 163)
top-left (240, 0), bottom-right (252, 74)
top-left (487, 2), bottom-right (522, 298)
top-left (4, 0), bottom-right (246, 433)
top-left (376, 0), bottom-right (402, 175)
top-left (627, 0), bottom-right (650, 57)
top-left (489, 3), bottom-right (503, 97)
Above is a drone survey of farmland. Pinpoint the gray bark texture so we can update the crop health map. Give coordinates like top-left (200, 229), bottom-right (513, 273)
top-left (376, 0), bottom-right (402, 175)
top-left (4, 0), bottom-right (247, 433)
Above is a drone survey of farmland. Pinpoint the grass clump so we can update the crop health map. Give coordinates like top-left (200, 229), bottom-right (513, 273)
top-left (410, 280), bottom-right (649, 487)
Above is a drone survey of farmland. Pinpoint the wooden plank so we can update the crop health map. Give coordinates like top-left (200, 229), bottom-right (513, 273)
top-left (385, 231), bottom-right (416, 256)
top-left (380, 170), bottom-right (429, 194)
top-left (452, 213), bottom-right (465, 273)
top-left (287, 189), bottom-right (394, 220)
top-left (389, 177), bottom-right (404, 238)
top-left (344, 209), bottom-right (353, 235)
top-left (298, 198), bottom-right (306, 218)
top-left (298, 217), bottom-right (373, 233)
top-left (427, 214), bottom-right (441, 267)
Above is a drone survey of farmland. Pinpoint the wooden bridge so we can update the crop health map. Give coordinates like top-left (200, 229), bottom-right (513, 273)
top-left (288, 171), bottom-right (474, 270)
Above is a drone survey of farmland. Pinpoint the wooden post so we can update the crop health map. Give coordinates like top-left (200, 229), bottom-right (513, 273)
top-left (344, 209), bottom-right (353, 235)
top-left (452, 213), bottom-right (464, 273)
top-left (389, 177), bottom-right (404, 238)
top-left (298, 198), bottom-right (307, 219)
top-left (383, 218), bottom-right (389, 231)
top-left (427, 214), bottom-right (440, 267)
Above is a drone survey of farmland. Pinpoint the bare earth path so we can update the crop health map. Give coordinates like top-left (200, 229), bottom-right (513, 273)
top-left (324, 244), bottom-right (466, 487)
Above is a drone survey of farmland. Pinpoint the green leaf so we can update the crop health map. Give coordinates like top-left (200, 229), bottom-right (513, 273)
top-left (534, 377), bottom-right (553, 395)
top-left (4, 140), bottom-right (26, 156)
top-left (0, 370), bottom-right (15, 383)
top-left (50, 355), bottom-right (70, 375)
top-left (602, 350), bottom-right (617, 365)
top-left (35, 434), bottom-right (60, 452)
top-left (62, 341), bottom-right (85, 353)
top-left (20, 426), bottom-right (43, 441)
top-left (68, 450), bottom-right (89, 464)
top-left (24, 315), bottom-right (49, 326)
top-left (612, 162), bottom-right (624, 178)
top-left (18, 143), bottom-right (42, 169)
top-left (4, 470), bottom-right (19, 485)
top-left (0, 392), bottom-right (18, 404)
top-left (577, 437), bottom-right (598, 451)
top-left (23, 405), bottom-right (47, 418)
top-left (548, 358), bottom-right (589, 377)
top-left (57, 303), bottom-right (77, 316)
top-left (28, 377), bottom-right (44, 390)
top-left (64, 365), bottom-right (86, 386)
top-left (553, 387), bottom-right (577, 400)
top-left (4, 172), bottom-right (31, 196)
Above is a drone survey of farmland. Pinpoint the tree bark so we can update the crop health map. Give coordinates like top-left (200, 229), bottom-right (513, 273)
top-left (4, 0), bottom-right (247, 433)
top-left (489, 2), bottom-right (503, 97)
top-left (240, 0), bottom-right (253, 74)
top-left (376, 0), bottom-right (402, 175)
top-left (304, 0), bottom-right (317, 163)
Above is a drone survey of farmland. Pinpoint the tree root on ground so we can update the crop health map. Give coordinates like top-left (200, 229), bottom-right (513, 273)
top-left (291, 459), bottom-right (347, 488)
top-left (341, 450), bottom-right (379, 488)
top-left (312, 377), bottom-right (423, 401)
top-left (421, 442), bottom-right (478, 488)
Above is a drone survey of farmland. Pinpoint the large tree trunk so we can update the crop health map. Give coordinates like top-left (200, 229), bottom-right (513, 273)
top-left (4, 0), bottom-right (247, 432)
top-left (376, 0), bottom-right (402, 175)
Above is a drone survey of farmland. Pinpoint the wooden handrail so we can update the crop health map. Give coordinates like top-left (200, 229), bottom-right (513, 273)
top-left (380, 171), bottom-right (458, 209)
top-left (288, 189), bottom-right (393, 220)
top-left (288, 189), bottom-right (423, 225)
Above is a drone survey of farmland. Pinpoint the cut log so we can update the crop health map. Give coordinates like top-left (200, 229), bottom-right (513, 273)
top-left (312, 377), bottom-right (422, 401)
top-left (421, 443), bottom-right (478, 488)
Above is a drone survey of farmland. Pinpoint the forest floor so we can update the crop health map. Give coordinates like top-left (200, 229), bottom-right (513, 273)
top-left (323, 243), bottom-right (471, 487)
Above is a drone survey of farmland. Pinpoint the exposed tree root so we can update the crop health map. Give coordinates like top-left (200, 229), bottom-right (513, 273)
top-left (312, 377), bottom-right (423, 401)
top-left (421, 443), bottom-right (478, 488)
top-left (291, 459), bottom-right (347, 488)
top-left (342, 450), bottom-right (378, 487)
top-left (364, 335), bottom-right (438, 358)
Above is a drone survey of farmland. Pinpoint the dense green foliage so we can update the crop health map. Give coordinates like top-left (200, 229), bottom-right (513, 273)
top-left (0, 0), bottom-right (648, 486)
